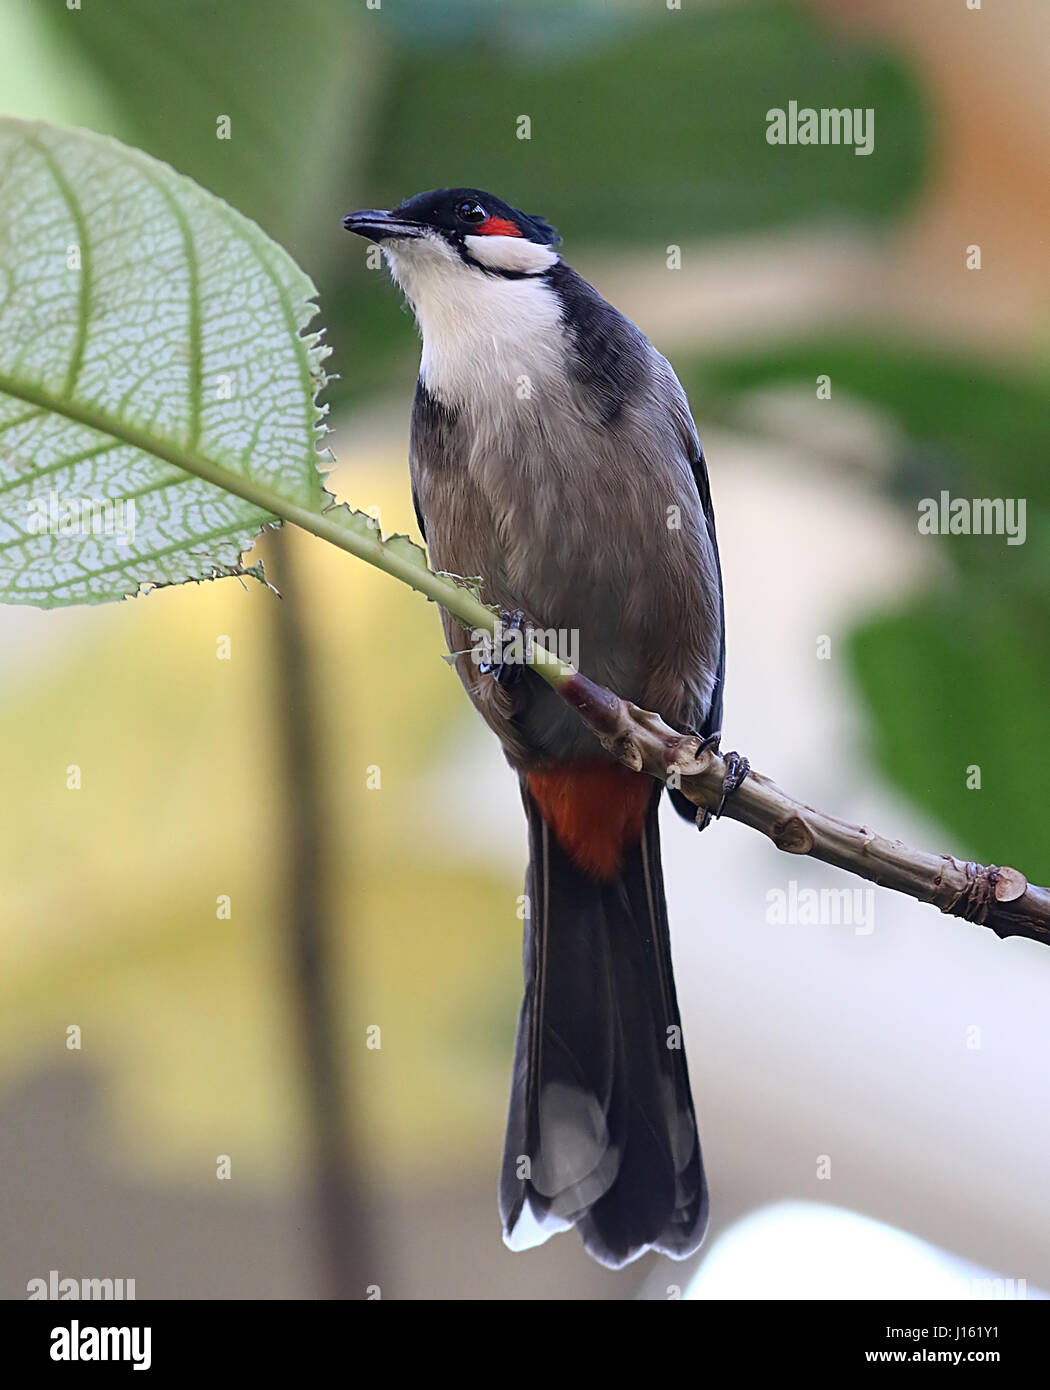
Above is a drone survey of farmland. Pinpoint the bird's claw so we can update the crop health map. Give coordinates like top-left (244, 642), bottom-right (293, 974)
top-left (694, 734), bottom-right (750, 832)
top-left (479, 608), bottom-right (529, 686)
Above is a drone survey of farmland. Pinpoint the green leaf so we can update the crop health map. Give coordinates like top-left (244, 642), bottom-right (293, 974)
top-left (0, 0), bottom-right (123, 135)
top-left (849, 601), bottom-right (1050, 884)
top-left (32, 0), bottom-right (380, 262)
top-left (0, 118), bottom-right (329, 607)
top-left (689, 337), bottom-right (1050, 509)
top-left (367, 3), bottom-right (928, 245)
top-left (685, 336), bottom-right (1050, 873)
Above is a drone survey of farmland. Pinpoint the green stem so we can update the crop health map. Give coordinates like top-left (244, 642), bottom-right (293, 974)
top-left (0, 370), bottom-right (576, 686)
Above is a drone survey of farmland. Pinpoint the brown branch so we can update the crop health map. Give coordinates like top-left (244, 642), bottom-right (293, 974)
top-left (558, 670), bottom-right (1050, 944)
top-left (253, 502), bottom-right (1049, 945)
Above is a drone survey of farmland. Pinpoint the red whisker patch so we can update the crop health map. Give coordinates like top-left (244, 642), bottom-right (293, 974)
top-left (476, 216), bottom-right (522, 237)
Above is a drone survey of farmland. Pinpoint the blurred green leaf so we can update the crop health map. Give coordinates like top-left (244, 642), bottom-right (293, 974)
top-left (687, 336), bottom-right (1050, 876)
top-left (367, 2), bottom-right (927, 244)
top-left (695, 338), bottom-right (1050, 509)
top-left (851, 600), bottom-right (1050, 883)
top-left (0, 0), bottom-right (122, 132)
top-left (34, 0), bottom-right (380, 263)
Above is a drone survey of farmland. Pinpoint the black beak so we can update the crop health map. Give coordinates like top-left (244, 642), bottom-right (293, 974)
top-left (342, 209), bottom-right (425, 242)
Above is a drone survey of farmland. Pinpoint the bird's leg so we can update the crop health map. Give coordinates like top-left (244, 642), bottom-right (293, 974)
top-left (694, 732), bottom-right (751, 831)
top-left (479, 609), bottom-right (530, 686)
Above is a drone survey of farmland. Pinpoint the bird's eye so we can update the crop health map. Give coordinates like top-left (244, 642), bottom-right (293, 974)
top-left (455, 200), bottom-right (487, 224)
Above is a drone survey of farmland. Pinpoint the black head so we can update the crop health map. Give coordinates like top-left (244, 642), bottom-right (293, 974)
top-left (343, 188), bottom-right (560, 276)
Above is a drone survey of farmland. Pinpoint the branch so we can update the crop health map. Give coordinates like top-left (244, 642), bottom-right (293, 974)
top-left (556, 670), bottom-right (1050, 944)
top-left (276, 505), bottom-right (1050, 944)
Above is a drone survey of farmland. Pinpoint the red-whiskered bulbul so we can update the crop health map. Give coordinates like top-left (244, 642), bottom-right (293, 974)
top-left (345, 189), bottom-right (730, 1269)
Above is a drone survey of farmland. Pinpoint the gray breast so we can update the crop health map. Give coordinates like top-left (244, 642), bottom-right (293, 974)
top-left (409, 284), bottom-right (722, 765)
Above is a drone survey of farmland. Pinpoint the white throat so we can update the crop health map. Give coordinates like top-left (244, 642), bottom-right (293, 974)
top-left (383, 231), bottom-right (565, 411)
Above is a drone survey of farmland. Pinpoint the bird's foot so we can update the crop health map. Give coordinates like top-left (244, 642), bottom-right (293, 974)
top-left (478, 609), bottom-right (530, 686)
top-left (694, 733), bottom-right (751, 831)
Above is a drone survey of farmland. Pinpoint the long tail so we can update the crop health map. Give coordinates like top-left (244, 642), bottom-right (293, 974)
top-left (500, 762), bottom-right (708, 1268)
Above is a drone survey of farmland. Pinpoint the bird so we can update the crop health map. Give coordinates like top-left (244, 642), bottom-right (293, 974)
top-left (344, 188), bottom-right (736, 1269)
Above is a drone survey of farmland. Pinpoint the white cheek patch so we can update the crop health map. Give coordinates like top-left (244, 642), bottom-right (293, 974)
top-left (463, 234), bottom-right (559, 275)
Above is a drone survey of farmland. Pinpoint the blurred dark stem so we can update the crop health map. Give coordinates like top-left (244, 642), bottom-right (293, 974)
top-left (263, 529), bottom-right (376, 1298)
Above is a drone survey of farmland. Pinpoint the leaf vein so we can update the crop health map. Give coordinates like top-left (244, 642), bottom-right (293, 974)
top-left (23, 132), bottom-right (93, 400)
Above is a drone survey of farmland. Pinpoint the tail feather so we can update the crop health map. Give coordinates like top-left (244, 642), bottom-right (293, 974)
top-left (500, 780), bottom-right (708, 1268)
